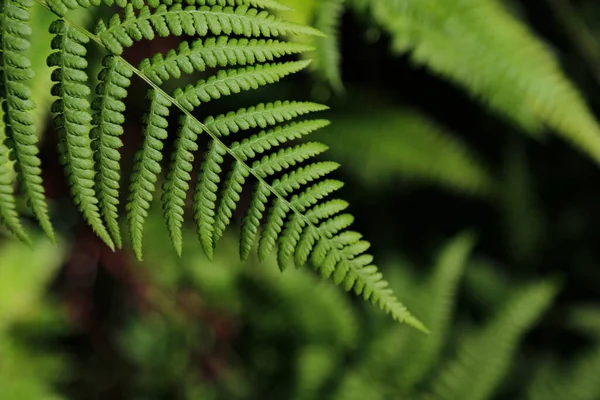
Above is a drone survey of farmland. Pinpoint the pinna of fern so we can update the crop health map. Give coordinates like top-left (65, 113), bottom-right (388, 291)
top-left (0, 0), bottom-right (423, 327)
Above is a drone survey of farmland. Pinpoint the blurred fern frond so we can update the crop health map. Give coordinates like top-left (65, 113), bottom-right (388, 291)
top-left (527, 342), bottom-right (600, 400)
top-left (359, 0), bottom-right (600, 165)
top-left (277, 0), bottom-right (345, 91)
top-left (320, 91), bottom-right (495, 197)
top-left (430, 279), bottom-right (558, 400)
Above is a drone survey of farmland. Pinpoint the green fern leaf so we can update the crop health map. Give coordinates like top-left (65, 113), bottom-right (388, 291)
top-left (47, 19), bottom-right (113, 249)
top-left (398, 232), bottom-right (476, 389)
top-left (0, 0), bottom-right (423, 329)
top-left (0, 0), bottom-right (54, 241)
top-left (161, 115), bottom-right (202, 256)
top-left (205, 101), bottom-right (328, 136)
top-left (232, 120), bottom-right (330, 159)
top-left (46, 0), bottom-right (292, 15)
top-left (91, 55), bottom-right (133, 249)
top-left (159, 0), bottom-right (293, 10)
top-left (240, 181), bottom-right (269, 259)
top-left (311, 0), bottom-right (345, 90)
top-left (160, 62), bottom-right (312, 257)
top-left (431, 279), bottom-right (558, 400)
top-left (211, 160), bottom-right (248, 247)
top-left (194, 140), bottom-right (226, 260)
top-left (94, 4), bottom-right (323, 55)
top-left (277, 163), bottom-right (341, 270)
top-left (139, 37), bottom-right (312, 85)
top-left (174, 61), bottom-right (311, 110)
top-left (528, 338), bottom-right (600, 400)
top-left (127, 89), bottom-right (170, 260)
top-left (321, 91), bottom-right (494, 196)
top-left (368, 0), bottom-right (600, 165)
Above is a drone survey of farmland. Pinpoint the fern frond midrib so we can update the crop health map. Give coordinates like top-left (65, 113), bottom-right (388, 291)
top-left (32, 0), bottom-right (415, 325)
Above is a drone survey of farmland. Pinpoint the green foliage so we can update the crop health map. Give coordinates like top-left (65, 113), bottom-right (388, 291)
top-left (320, 90), bottom-right (495, 196)
top-left (361, 0), bottom-right (600, 165)
top-left (0, 236), bottom-right (68, 399)
top-left (0, 0), bottom-right (422, 326)
top-left (2, 1), bottom-right (600, 399)
top-left (430, 279), bottom-right (558, 400)
top-left (277, 0), bottom-right (345, 92)
top-left (528, 342), bottom-right (600, 400)
top-left (329, 234), bottom-right (558, 400)
top-left (0, 0), bottom-right (53, 242)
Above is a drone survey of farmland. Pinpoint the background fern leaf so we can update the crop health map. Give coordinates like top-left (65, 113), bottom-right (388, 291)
top-left (528, 339), bottom-right (600, 400)
top-left (430, 279), bottom-right (558, 400)
top-left (91, 55), bottom-right (133, 249)
top-left (311, 0), bottom-right (345, 91)
top-left (48, 19), bottom-right (113, 249)
top-left (398, 232), bottom-right (476, 389)
top-left (0, 0), bottom-right (54, 241)
top-left (367, 0), bottom-right (600, 165)
top-left (321, 91), bottom-right (495, 197)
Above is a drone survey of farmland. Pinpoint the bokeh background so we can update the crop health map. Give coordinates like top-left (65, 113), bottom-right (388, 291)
top-left (3, 0), bottom-right (600, 399)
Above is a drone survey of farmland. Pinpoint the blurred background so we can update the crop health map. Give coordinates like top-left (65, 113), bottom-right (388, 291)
top-left (3, 0), bottom-right (600, 399)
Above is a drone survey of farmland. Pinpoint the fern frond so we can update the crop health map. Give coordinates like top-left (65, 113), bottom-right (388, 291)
top-left (91, 55), bottom-right (133, 248)
top-left (430, 279), bottom-right (558, 400)
top-left (368, 0), bottom-right (600, 165)
top-left (0, 0), bottom-right (53, 241)
top-left (0, 0), bottom-right (422, 328)
top-left (397, 232), bottom-right (476, 389)
top-left (321, 91), bottom-right (494, 196)
top-left (47, 19), bottom-right (113, 249)
top-left (311, 0), bottom-right (344, 90)
top-left (527, 342), bottom-right (600, 400)
top-left (127, 89), bottom-right (170, 260)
